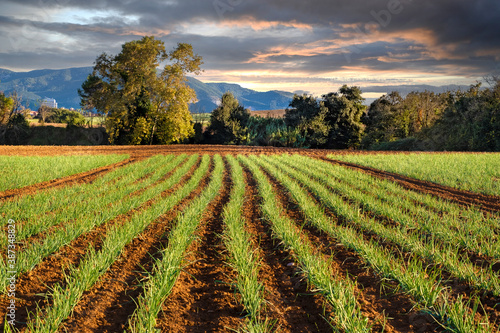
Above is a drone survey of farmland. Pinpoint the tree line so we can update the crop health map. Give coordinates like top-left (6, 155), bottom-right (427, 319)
top-left (205, 78), bottom-right (500, 152)
top-left (76, 36), bottom-right (372, 149)
top-left (363, 79), bottom-right (500, 151)
top-left (2, 36), bottom-right (499, 151)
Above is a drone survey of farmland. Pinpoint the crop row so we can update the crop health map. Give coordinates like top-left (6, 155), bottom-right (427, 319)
top-left (254, 154), bottom-right (497, 332)
top-left (0, 154), bottom-right (199, 292)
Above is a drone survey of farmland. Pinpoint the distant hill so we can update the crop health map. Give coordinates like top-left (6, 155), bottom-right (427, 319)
top-left (0, 67), bottom-right (93, 109)
top-left (0, 67), bottom-right (294, 112)
top-left (363, 84), bottom-right (470, 95)
top-left (188, 78), bottom-right (295, 113)
top-left (0, 67), bottom-right (473, 111)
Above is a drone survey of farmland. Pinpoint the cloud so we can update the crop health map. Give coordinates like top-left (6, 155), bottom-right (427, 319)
top-left (0, 0), bottom-right (498, 94)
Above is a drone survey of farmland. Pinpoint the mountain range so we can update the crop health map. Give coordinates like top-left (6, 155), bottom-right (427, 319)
top-left (0, 67), bottom-right (471, 112)
top-left (0, 67), bottom-right (294, 112)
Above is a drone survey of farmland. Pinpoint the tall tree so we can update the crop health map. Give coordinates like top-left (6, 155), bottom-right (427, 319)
top-left (0, 93), bottom-right (14, 125)
top-left (433, 81), bottom-right (500, 151)
top-left (322, 85), bottom-right (366, 149)
top-left (207, 92), bottom-right (250, 144)
top-left (362, 91), bottom-right (403, 146)
top-left (0, 92), bottom-right (29, 144)
top-left (284, 94), bottom-right (330, 147)
top-left (79, 36), bottom-right (202, 144)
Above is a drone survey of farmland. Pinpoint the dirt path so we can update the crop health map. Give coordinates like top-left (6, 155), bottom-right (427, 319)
top-left (0, 144), bottom-right (333, 158)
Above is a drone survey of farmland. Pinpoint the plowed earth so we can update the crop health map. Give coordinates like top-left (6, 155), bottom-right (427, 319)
top-left (1, 145), bottom-right (499, 332)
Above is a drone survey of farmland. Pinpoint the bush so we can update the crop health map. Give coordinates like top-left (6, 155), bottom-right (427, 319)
top-left (368, 137), bottom-right (426, 151)
top-left (0, 114), bottom-right (30, 145)
top-left (246, 116), bottom-right (308, 148)
top-left (45, 109), bottom-right (86, 127)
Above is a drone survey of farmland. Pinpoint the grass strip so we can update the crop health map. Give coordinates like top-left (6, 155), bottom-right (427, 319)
top-left (329, 153), bottom-right (500, 196)
top-left (223, 155), bottom-right (271, 332)
top-left (128, 155), bottom-right (225, 332)
top-left (0, 154), bottom-right (129, 191)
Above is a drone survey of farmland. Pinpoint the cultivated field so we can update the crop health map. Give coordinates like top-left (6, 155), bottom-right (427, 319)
top-left (0, 154), bottom-right (128, 192)
top-left (333, 153), bottom-right (500, 196)
top-left (1, 145), bottom-right (499, 333)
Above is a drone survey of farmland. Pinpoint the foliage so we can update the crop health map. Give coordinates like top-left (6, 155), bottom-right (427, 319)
top-left (207, 92), bottom-right (250, 144)
top-left (246, 116), bottom-right (308, 148)
top-left (363, 90), bottom-right (449, 148)
top-left (79, 36), bottom-right (202, 145)
top-left (322, 85), bottom-right (366, 149)
top-left (0, 92), bottom-right (14, 125)
top-left (284, 86), bottom-right (365, 149)
top-left (362, 81), bottom-right (500, 151)
top-left (430, 81), bottom-right (500, 151)
top-left (45, 108), bottom-right (86, 127)
top-left (0, 92), bottom-right (30, 144)
top-left (284, 94), bottom-right (329, 147)
top-left (1, 113), bottom-right (29, 144)
top-left (37, 105), bottom-right (54, 124)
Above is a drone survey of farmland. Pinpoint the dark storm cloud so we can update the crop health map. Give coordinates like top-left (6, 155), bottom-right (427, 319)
top-left (0, 0), bottom-right (499, 88)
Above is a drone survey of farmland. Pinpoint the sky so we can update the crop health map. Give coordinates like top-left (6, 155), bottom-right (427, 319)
top-left (0, 0), bottom-right (499, 96)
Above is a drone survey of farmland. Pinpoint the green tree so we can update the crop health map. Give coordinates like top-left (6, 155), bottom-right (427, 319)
top-left (284, 94), bottom-right (330, 147)
top-left (46, 108), bottom-right (86, 127)
top-left (0, 92), bottom-right (14, 125)
top-left (363, 90), bottom-right (450, 149)
top-left (322, 85), bottom-right (366, 149)
top-left (362, 91), bottom-right (403, 146)
top-left (0, 92), bottom-right (30, 144)
top-left (207, 92), bottom-right (250, 144)
top-left (246, 116), bottom-right (308, 147)
top-left (433, 81), bottom-right (500, 151)
top-left (37, 105), bottom-right (54, 124)
top-left (79, 36), bottom-right (202, 144)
